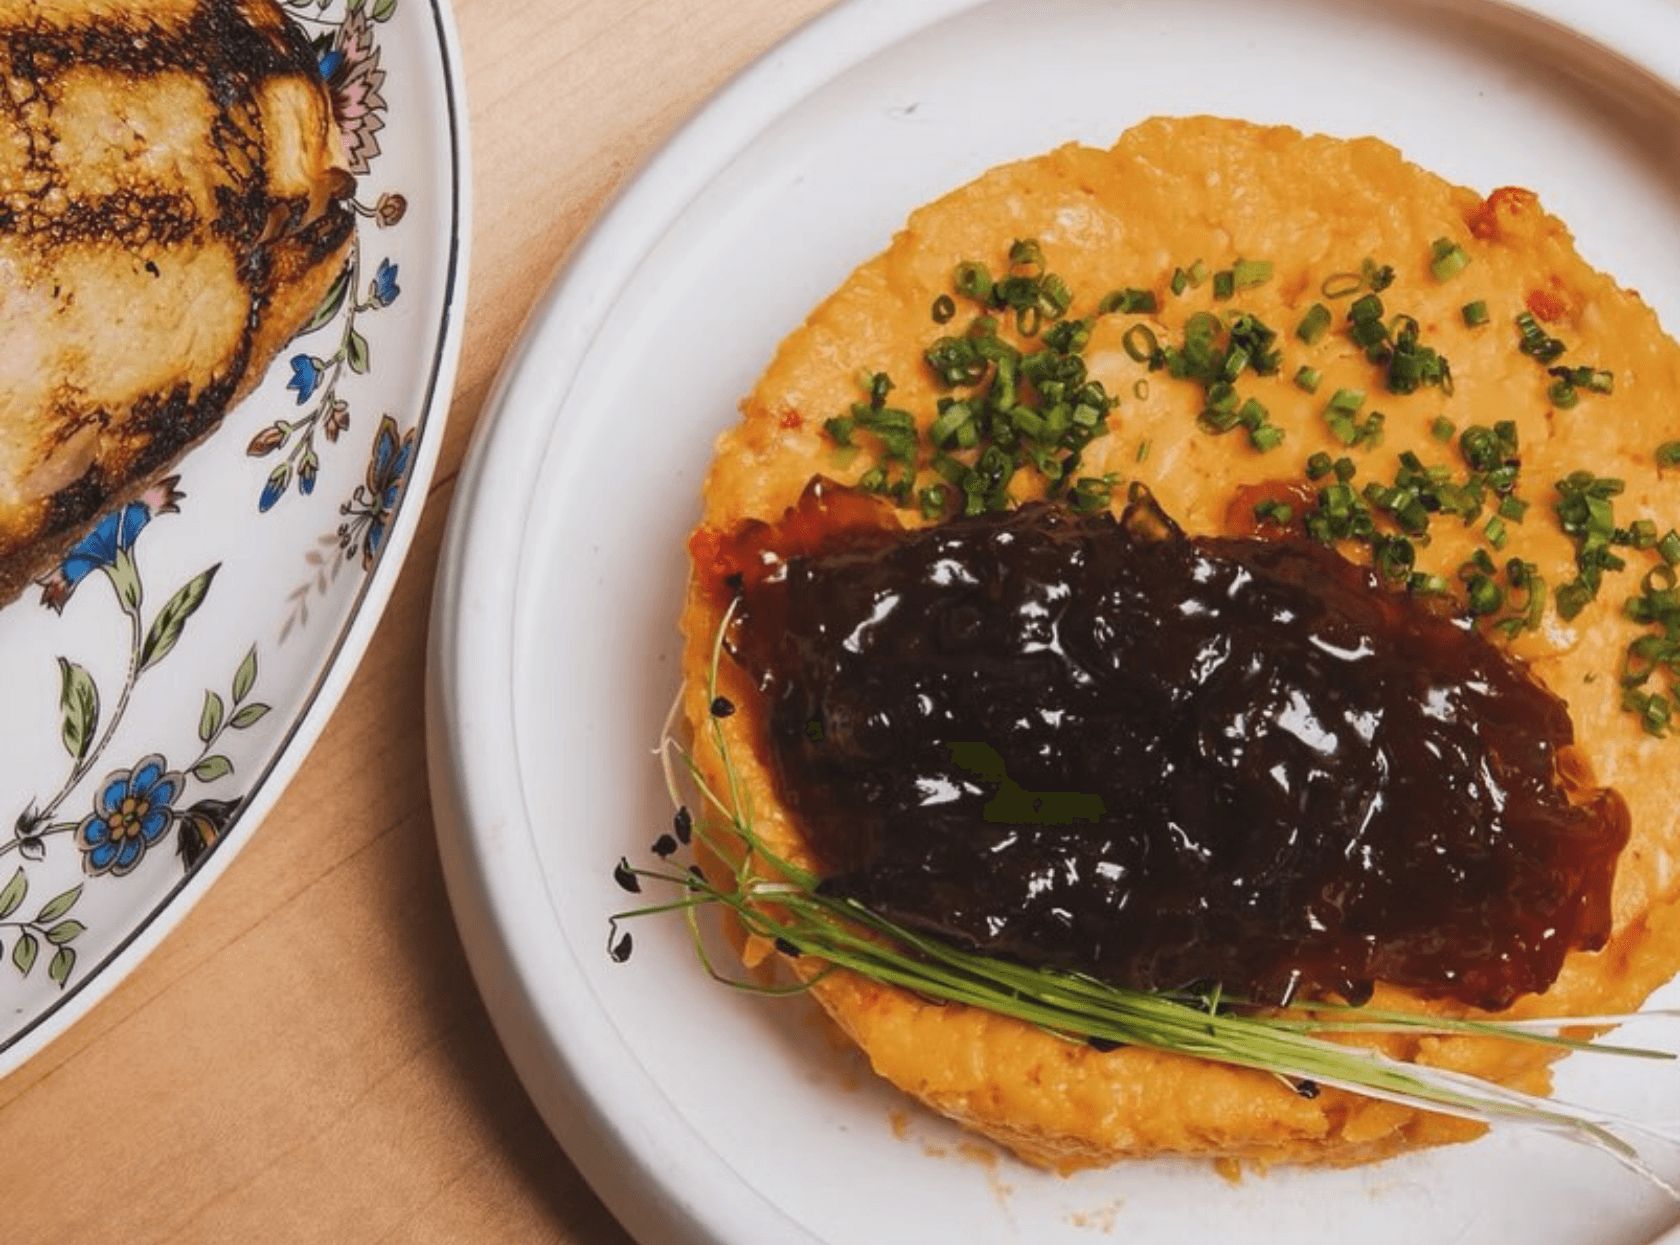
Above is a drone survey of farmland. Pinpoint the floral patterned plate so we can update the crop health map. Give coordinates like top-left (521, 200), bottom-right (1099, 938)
top-left (0, 0), bottom-right (468, 1076)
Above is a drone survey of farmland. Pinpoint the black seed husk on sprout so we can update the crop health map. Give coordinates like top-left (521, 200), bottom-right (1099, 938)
top-left (609, 928), bottom-right (634, 963)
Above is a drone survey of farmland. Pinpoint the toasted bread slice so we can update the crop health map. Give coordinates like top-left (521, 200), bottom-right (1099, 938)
top-left (0, 0), bottom-right (355, 604)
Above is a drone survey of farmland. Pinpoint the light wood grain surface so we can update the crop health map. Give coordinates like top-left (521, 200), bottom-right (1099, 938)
top-left (0, 0), bottom-right (833, 1239)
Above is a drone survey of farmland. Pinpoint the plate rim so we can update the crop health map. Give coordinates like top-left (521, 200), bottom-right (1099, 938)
top-left (0, 0), bottom-right (473, 1080)
top-left (426, 1), bottom-right (1680, 1242)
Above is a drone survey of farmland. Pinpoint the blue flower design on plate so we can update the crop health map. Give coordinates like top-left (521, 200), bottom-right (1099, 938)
top-left (288, 354), bottom-right (325, 404)
top-left (370, 258), bottom-right (400, 307)
top-left (38, 478), bottom-right (182, 612)
top-left (368, 419), bottom-right (413, 555)
top-left (75, 755), bottom-right (186, 877)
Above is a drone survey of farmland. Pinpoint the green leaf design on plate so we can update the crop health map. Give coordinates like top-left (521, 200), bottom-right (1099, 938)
top-left (111, 545), bottom-right (142, 613)
top-left (191, 756), bottom-right (233, 783)
top-left (48, 946), bottom-right (75, 987)
top-left (140, 565), bottom-right (219, 672)
top-left (34, 885), bottom-right (80, 925)
top-left (45, 920), bottom-right (84, 946)
top-left (12, 932), bottom-right (37, 976)
top-left (302, 266), bottom-right (351, 333)
top-left (233, 647), bottom-right (258, 704)
top-left (0, 869), bottom-right (26, 920)
top-left (230, 703), bottom-right (271, 730)
top-left (57, 658), bottom-right (99, 760)
top-left (200, 690), bottom-right (225, 743)
top-left (346, 327), bottom-right (371, 375)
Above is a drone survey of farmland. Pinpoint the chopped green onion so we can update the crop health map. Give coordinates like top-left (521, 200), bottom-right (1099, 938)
top-left (1039, 273), bottom-right (1074, 318)
top-left (1294, 365), bottom-right (1323, 393)
top-left (954, 261), bottom-right (992, 301)
top-left (1122, 324), bottom-right (1160, 363)
top-left (1431, 416), bottom-right (1456, 443)
top-left (1462, 300), bottom-right (1490, 327)
top-left (1296, 303), bottom-right (1333, 345)
top-left (1516, 311), bottom-right (1567, 364)
top-left (1099, 287), bottom-right (1159, 315)
top-left (1465, 573), bottom-right (1504, 615)
top-left (1212, 269), bottom-right (1235, 301)
top-left (1232, 258), bottom-right (1273, 289)
top-left (1362, 258), bottom-right (1397, 292)
top-left (1321, 271), bottom-right (1363, 299)
top-left (931, 294), bottom-right (956, 324)
top-left (928, 400), bottom-right (975, 447)
top-left (1008, 238), bottom-right (1044, 272)
top-left (1430, 237), bottom-right (1472, 281)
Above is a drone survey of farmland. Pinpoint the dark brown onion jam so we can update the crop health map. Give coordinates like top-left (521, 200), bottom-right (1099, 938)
top-left (712, 479), bottom-right (1630, 1010)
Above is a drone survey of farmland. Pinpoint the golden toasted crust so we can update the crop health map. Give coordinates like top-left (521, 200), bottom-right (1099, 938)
top-left (0, 0), bottom-right (355, 604)
top-left (681, 117), bottom-right (1680, 1172)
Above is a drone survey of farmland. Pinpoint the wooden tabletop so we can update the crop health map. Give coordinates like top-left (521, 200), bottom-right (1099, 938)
top-left (0, 1), bottom-right (833, 1239)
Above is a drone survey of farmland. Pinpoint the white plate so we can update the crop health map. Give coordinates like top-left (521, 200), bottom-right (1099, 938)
top-left (0, 0), bottom-right (468, 1074)
top-left (427, 1), bottom-right (1680, 1242)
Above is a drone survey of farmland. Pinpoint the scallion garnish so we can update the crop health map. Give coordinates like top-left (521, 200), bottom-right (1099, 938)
top-left (1295, 303), bottom-right (1332, 345)
top-left (1321, 271), bottom-right (1363, 299)
top-left (1099, 287), bottom-right (1159, 315)
top-left (1553, 472), bottom-right (1632, 620)
top-left (1232, 257), bottom-right (1274, 290)
top-left (1462, 300), bottom-right (1490, 327)
top-left (1122, 324), bottom-right (1159, 363)
top-left (954, 261), bottom-right (992, 302)
top-left (1430, 237), bottom-right (1472, 281)
top-left (1620, 563), bottom-right (1680, 736)
top-left (1516, 311), bottom-right (1568, 364)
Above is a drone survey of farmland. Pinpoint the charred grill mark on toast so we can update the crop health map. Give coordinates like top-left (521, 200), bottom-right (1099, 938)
top-left (3, 0), bottom-right (309, 82)
top-left (11, 190), bottom-right (202, 249)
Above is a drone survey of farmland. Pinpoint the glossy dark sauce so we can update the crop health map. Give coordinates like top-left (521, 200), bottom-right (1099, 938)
top-left (716, 480), bottom-right (1630, 1010)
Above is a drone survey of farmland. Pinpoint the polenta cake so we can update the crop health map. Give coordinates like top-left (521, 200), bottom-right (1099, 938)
top-left (649, 117), bottom-right (1680, 1173)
